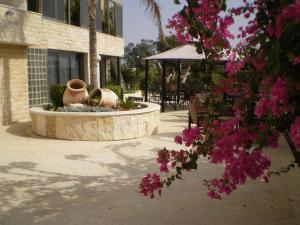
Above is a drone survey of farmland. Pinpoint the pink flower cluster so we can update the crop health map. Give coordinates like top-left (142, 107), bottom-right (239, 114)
top-left (175, 127), bottom-right (203, 147)
top-left (224, 58), bottom-right (246, 77)
top-left (168, 0), bottom-right (234, 51)
top-left (291, 117), bottom-right (300, 149)
top-left (201, 118), bottom-right (273, 198)
top-left (157, 149), bottom-right (189, 174)
top-left (255, 77), bottom-right (289, 118)
top-left (273, 0), bottom-right (300, 38)
top-left (140, 173), bottom-right (162, 198)
top-left (157, 149), bottom-right (170, 173)
top-left (292, 56), bottom-right (300, 65)
top-left (205, 149), bottom-right (271, 199)
top-left (209, 119), bottom-right (258, 165)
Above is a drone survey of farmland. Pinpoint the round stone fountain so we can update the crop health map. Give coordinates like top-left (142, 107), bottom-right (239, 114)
top-left (30, 102), bottom-right (160, 141)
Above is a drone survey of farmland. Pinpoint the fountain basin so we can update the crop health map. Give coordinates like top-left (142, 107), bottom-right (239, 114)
top-left (30, 102), bottom-right (160, 141)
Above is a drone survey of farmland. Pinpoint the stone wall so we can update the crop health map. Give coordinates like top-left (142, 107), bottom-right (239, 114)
top-left (0, 4), bottom-right (124, 57)
top-left (0, 44), bottom-right (29, 125)
top-left (30, 103), bottom-right (160, 141)
top-left (0, 0), bottom-right (27, 10)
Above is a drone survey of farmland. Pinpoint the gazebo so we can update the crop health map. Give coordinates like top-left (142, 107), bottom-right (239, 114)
top-left (144, 43), bottom-right (207, 112)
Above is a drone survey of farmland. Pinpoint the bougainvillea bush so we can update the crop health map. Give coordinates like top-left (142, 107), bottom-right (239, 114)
top-left (140, 0), bottom-right (300, 199)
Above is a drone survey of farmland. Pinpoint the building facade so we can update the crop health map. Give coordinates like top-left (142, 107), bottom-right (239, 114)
top-left (0, 0), bottom-right (124, 125)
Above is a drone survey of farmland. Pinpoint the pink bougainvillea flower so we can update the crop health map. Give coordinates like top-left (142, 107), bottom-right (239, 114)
top-left (291, 117), bottom-right (300, 149)
top-left (140, 173), bottom-right (162, 198)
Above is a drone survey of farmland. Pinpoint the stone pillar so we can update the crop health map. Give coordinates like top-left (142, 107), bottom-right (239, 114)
top-left (0, 44), bottom-right (29, 125)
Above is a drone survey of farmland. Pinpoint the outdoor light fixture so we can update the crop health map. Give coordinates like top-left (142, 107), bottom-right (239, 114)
top-left (97, 55), bottom-right (101, 62)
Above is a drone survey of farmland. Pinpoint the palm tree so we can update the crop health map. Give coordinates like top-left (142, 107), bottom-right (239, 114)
top-left (139, 0), bottom-right (165, 43)
top-left (88, 0), bottom-right (99, 88)
top-left (88, 0), bottom-right (164, 88)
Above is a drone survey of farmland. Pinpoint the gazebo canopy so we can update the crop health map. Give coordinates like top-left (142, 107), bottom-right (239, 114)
top-left (144, 44), bottom-right (206, 61)
top-left (143, 43), bottom-right (227, 112)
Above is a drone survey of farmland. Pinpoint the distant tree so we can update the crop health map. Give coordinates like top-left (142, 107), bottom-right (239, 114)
top-left (123, 40), bottom-right (159, 91)
top-left (124, 40), bottom-right (157, 69)
top-left (156, 35), bottom-right (180, 52)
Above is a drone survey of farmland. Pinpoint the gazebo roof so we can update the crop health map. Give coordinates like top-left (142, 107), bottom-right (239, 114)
top-left (144, 43), bottom-right (229, 61)
top-left (144, 44), bottom-right (206, 61)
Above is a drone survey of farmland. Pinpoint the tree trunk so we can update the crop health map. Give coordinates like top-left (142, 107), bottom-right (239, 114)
top-left (88, 0), bottom-right (99, 88)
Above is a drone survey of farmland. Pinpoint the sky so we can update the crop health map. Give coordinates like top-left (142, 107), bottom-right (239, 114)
top-left (123, 0), bottom-right (248, 47)
top-left (123, 0), bottom-right (183, 45)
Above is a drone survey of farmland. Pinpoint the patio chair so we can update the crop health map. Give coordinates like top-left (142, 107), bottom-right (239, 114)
top-left (188, 94), bottom-right (211, 129)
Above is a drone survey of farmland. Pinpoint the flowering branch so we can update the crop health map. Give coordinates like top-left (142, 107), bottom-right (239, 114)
top-left (141, 0), bottom-right (300, 199)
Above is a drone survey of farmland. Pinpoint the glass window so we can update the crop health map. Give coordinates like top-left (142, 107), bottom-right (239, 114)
top-left (101, 0), bottom-right (108, 34)
top-left (70, 53), bottom-right (83, 79)
top-left (42, 0), bottom-right (56, 18)
top-left (48, 50), bottom-right (83, 86)
top-left (108, 1), bottom-right (116, 36)
top-left (48, 52), bottom-right (59, 86)
top-left (41, 0), bottom-right (65, 22)
top-left (58, 53), bottom-right (70, 84)
top-left (27, 0), bottom-right (40, 13)
top-left (70, 0), bottom-right (80, 26)
top-left (115, 4), bottom-right (123, 37)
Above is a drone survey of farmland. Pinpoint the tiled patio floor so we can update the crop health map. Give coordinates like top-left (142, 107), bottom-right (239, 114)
top-left (0, 110), bottom-right (299, 225)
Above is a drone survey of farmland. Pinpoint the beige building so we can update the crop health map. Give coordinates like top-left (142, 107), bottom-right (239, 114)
top-left (0, 0), bottom-right (124, 125)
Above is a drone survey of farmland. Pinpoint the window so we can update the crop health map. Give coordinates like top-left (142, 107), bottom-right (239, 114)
top-left (100, 0), bottom-right (122, 37)
top-left (48, 50), bottom-right (84, 86)
top-left (39, 0), bottom-right (122, 36)
top-left (101, 0), bottom-right (108, 33)
top-left (27, 0), bottom-right (40, 13)
top-left (115, 4), bottom-right (123, 37)
top-left (70, 0), bottom-right (80, 26)
top-left (41, 0), bottom-right (66, 21)
top-left (108, 1), bottom-right (116, 36)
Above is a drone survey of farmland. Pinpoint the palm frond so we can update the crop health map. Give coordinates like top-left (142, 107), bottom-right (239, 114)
top-left (139, 0), bottom-right (165, 43)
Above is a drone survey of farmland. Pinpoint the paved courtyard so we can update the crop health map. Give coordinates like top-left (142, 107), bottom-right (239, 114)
top-left (0, 110), bottom-right (299, 225)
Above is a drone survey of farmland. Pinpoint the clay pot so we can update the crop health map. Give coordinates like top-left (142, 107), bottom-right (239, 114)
top-left (63, 79), bottom-right (89, 106)
top-left (88, 88), bottom-right (118, 109)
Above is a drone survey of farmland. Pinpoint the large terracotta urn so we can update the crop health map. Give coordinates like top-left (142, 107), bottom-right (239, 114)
top-left (63, 79), bottom-right (89, 106)
top-left (88, 88), bottom-right (118, 109)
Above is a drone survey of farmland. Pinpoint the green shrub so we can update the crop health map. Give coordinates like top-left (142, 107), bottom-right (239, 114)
top-left (104, 83), bottom-right (122, 99)
top-left (50, 85), bottom-right (66, 107)
top-left (119, 100), bottom-right (136, 110)
top-left (118, 100), bottom-right (147, 110)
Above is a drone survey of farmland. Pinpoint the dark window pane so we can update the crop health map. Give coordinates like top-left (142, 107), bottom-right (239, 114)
top-left (115, 4), bottom-right (122, 37)
top-left (70, 54), bottom-right (81, 79)
top-left (108, 1), bottom-right (116, 35)
top-left (70, 0), bottom-right (80, 26)
top-left (42, 0), bottom-right (55, 18)
top-left (100, 56), bottom-right (106, 87)
top-left (27, 0), bottom-right (40, 13)
top-left (80, 0), bottom-right (88, 27)
top-left (96, 0), bottom-right (101, 31)
top-left (48, 52), bottom-right (58, 86)
top-left (65, 0), bottom-right (69, 23)
top-left (101, 0), bottom-right (108, 34)
top-left (58, 53), bottom-right (71, 84)
top-left (56, 0), bottom-right (66, 21)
